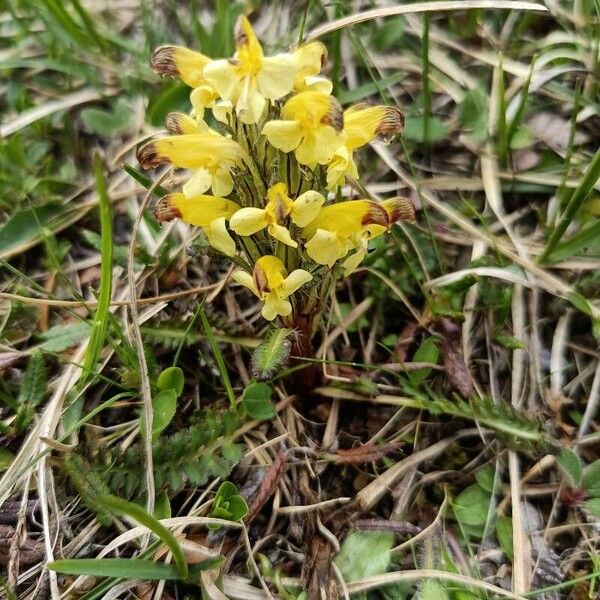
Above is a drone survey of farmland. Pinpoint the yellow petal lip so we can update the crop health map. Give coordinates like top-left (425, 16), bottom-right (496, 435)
top-left (290, 190), bottom-right (325, 227)
top-left (182, 168), bottom-right (212, 198)
top-left (206, 216), bottom-right (236, 256)
top-left (203, 59), bottom-right (239, 100)
top-left (280, 269), bottom-right (312, 296)
top-left (294, 41), bottom-right (328, 79)
top-left (282, 91), bottom-right (344, 133)
top-left (151, 45), bottom-right (211, 88)
top-left (304, 229), bottom-right (346, 266)
top-left (257, 54), bottom-right (298, 99)
top-left (268, 222), bottom-right (298, 248)
top-left (229, 207), bottom-right (269, 236)
top-left (232, 270), bottom-right (257, 294)
top-left (261, 121), bottom-right (303, 153)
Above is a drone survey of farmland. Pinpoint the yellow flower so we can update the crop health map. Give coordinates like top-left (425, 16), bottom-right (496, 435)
top-left (262, 91), bottom-right (345, 165)
top-left (229, 182), bottom-right (324, 247)
top-left (151, 45), bottom-right (212, 88)
top-left (203, 16), bottom-right (298, 124)
top-left (165, 112), bottom-right (208, 135)
top-left (303, 197), bottom-right (415, 274)
top-left (137, 133), bottom-right (246, 198)
top-left (232, 255), bottom-right (312, 321)
top-left (327, 104), bottom-right (404, 189)
top-left (154, 193), bottom-right (240, 256)
top-left (293, 41), bottom-right (332, 94)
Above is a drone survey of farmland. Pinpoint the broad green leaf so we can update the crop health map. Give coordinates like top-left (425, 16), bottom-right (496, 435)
top-left (242, 382), bottom-right (276, 420)
top-left (0, 202), bottom-right (89, 260)
top-left (408, 336), bottom-right (439, 386)
top-left (496, 515), bottom-right (513, 559)
top-left (39, 322), bottom-right (91, 352)
top-left (372, 17), bottom-right (406, 50)
top-left (154, 491), bottom-right (171, 520)
top-left (452, 484), bottom-right (490, 528)
top-left (150, 389), bottom-right (178, 437)
top-left (459, 88), bottom-right (488, 141)
top-left (404, 116), bottom-right (448, 143)
top-left (474, 465), bottom-right (496, 493)
top-left (0, 447), bottom-right (14, 470)
top-left (251, 327), bottom-right (292, 381)
top-left (582, 460), bottom-right (600, 497)
top-left (556, 449), bottom-right (583, 485)
top-left (48, 558), bottom-right (180, 580)
top-left (17, 351), bottom-right (46, 407)
top-left (157, 366), bottom-right (185, 396)
top-left (334, 531), bottom-right (394, 582)
top-left (81, 99), bottom-right (132, 135)
top-left (209, 481), bottom-right (249, 530)
top-left (584, 497), bottom-right (600, 518)
top-left (416, 579), bottom-right (449, 600)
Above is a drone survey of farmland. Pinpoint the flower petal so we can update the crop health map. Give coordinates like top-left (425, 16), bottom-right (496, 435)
top-left (262, 295), bottom-right (292, 320)
top-left (205, 216), bottom-right (236, 256)
top-left (165, 112), bottom-right (200, 135)
top-left (237, 83), bottom-right (266, 124)
top-left (261, 120), bottom-right (303, 153)
top-left (151, 46), bottom-right (210, 87)
top-left (291, 191), bottom-right (325, 227)
top-left (229, 208), bottom-right (268, 236)
top-left (326, 146), bottom-right (358, 190)
top-left (203, 59), bottom-right (240, 100)
top-left (182, 168), bottom-right (212, 198)
top-left (300, 75), bottom-right (333, 94)
top-left (341, 249), bottom-right (367, 276)
top-left (232, 270), bottom-right (258, 295)
top-left (305, 229), bottom-right (347, 266)
top-left (268, 222), bottom-right (298, 247)
top-left (257, 54), bottom-right (298, 99)
top-left (154, 193), bottom-right (239, 227)
top-left (212, 167), bottom-right (235, 197)
top-left (280, 269), bottom-right (312, 297)
top-left (295, 127), bottom-right (344, 165)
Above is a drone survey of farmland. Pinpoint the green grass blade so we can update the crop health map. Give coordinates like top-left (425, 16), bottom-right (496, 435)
top-left (546, 219), bottom-right (600, 263)
top-left (97, 494), bottom-right (188, 580)
top-left (198, 304), bottom-right (236, 410)
top-left (539, 148), bottom-right (600, 263)
top-left (495, 53), bottom-right (509, 165)
top-left (422, 13), bottom-right (430, 143)
top-left (79, 155), bottom-right (113, 387)
top-left (506, 55), bottom-right (535, 145)
top-left (48, 558), bottom-right (180, 580)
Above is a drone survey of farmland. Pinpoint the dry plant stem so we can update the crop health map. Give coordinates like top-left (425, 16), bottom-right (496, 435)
top-left (127, 171), bottom-right (171, 524)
